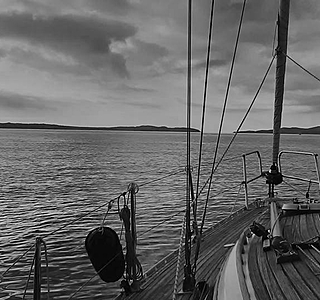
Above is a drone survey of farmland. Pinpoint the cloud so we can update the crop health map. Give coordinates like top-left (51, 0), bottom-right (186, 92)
top-left (300, 95), bottom-right (320, 112)
top-left (0, 12), bottom-right (137, 78)
top-left (291, 1), bottom-right (320, 20)
top-left (286, 94), bottom-right (320, 113)
top-left (85, 0), bottom-right (132, 15)
top-left (0, 90), bottom-right (55, 111)
top-left (116, 83), bottom-right (155, 93)
top-left (193, 58), bottom-right (229, 71)
top-left (286, 75), bottom-right (320, 92)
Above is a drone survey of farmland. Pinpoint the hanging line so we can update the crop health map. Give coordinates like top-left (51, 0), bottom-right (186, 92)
top-left (199, 0), bottom-right (247, 237)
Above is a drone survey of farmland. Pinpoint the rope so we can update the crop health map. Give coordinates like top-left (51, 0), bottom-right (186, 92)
top-left (100, 198), bottom-right (117, 228)
top-left (120, 206), bottom-right (143, 282)
top-left (172, 216), bottom-right (186, 300)
top-left (20, 238), bottom-right (50, 300)
top-left (200, 0), bottom-right (247, 236)
top-left (22, 250), bottom-right (35, 300)
top-left (41, 238), bottom-right (50, 300)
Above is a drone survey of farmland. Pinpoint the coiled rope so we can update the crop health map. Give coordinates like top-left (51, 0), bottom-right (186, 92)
top-left (119, 206), bottom-right (143, 283)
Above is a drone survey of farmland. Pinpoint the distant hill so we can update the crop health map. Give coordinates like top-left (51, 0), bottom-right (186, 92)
top-left (0, 123), bottom-right (200, 133)
top-left (239, 126), bottom-right (320, 135)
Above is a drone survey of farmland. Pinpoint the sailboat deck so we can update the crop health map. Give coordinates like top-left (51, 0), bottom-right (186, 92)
top-left (248, 212), bottom-right (320, 300)
top-left (115, 204), bottom-right (268, 300)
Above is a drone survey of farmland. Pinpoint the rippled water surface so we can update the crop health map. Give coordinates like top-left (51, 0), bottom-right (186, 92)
top-left (0, 130), bottom-right (319, 299)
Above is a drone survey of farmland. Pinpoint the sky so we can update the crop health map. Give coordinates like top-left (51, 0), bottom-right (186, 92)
top-left (0, 0), bottom-right (319, 132)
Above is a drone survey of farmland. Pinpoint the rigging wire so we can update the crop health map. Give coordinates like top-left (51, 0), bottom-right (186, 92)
top-left (1, 168), bottom-right (184, 281)
top-left (182, 0), bottom-right (194, 289)
top-left (284, 52), bottom-right (320, 83)
top-left (229, 183), bottom-right (244, 215)
top-left (210, 54), bottom-right (276, 176)
top-left (282, 179), bottom-right (307, 197)
top-left (195, 0), bottom-right (217, 211)
top-left (22, 253), bottom-right (35, 300)
top-left (1, 244), bottom-right (34, 278)
top-left (172, 216), bottom-right (186, 300)
top-left (138, 209), bottom-right (185, 238)
top-left (195, 53), bottom-right (276, 210)
top-left (193, 0), bottom-right (217, 275)
top-left (67, 250), bottom-right (126, 300)
top-left (139, 167), bottom-right (185, 188)
top-left (199, 0), bottom-right (247, 236)
top-left (42, 196), bottom-right (120, 239)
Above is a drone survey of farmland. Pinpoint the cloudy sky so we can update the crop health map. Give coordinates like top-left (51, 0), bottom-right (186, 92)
top-left (0, 0), bottom-right (319, 132)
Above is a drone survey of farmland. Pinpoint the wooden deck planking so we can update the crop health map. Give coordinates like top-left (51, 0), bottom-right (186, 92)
top-left (281, 215), bottom-right (294, 243)
top-left (115, 205), bottom-right (267, 300)
top-left (255, 240), bottom-right (287, 300)
top-left (281, 261), bottom-right (319, 300)
top-left (115, 206), bottom-right (320, 300)
top-left (298, 248), bottom-right (320, 277)
top-left (312, 213), bottom-right (320, 234)
top-left (248, 212), bottom-right (320, 300)
top-left (247, 236), bottom-right (271, 300)
top-left (305, 213), bottom-right (319, 238)
top-left (266, 248), bottom-right (301, 300)
top-left (291, 256), bottom-right (320, 299)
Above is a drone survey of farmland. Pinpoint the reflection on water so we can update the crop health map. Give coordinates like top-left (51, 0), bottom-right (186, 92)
top-left (0, 130), bottom-right (319, 299)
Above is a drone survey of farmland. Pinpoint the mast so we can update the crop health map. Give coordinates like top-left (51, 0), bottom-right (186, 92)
top-left (272, 0), bottom-right (290, 164)
top-left (268, 0), bottom-right (299, 264)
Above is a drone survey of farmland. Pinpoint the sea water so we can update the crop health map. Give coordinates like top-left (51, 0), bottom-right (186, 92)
top-left (0, 130), bottom-right (319, 299)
